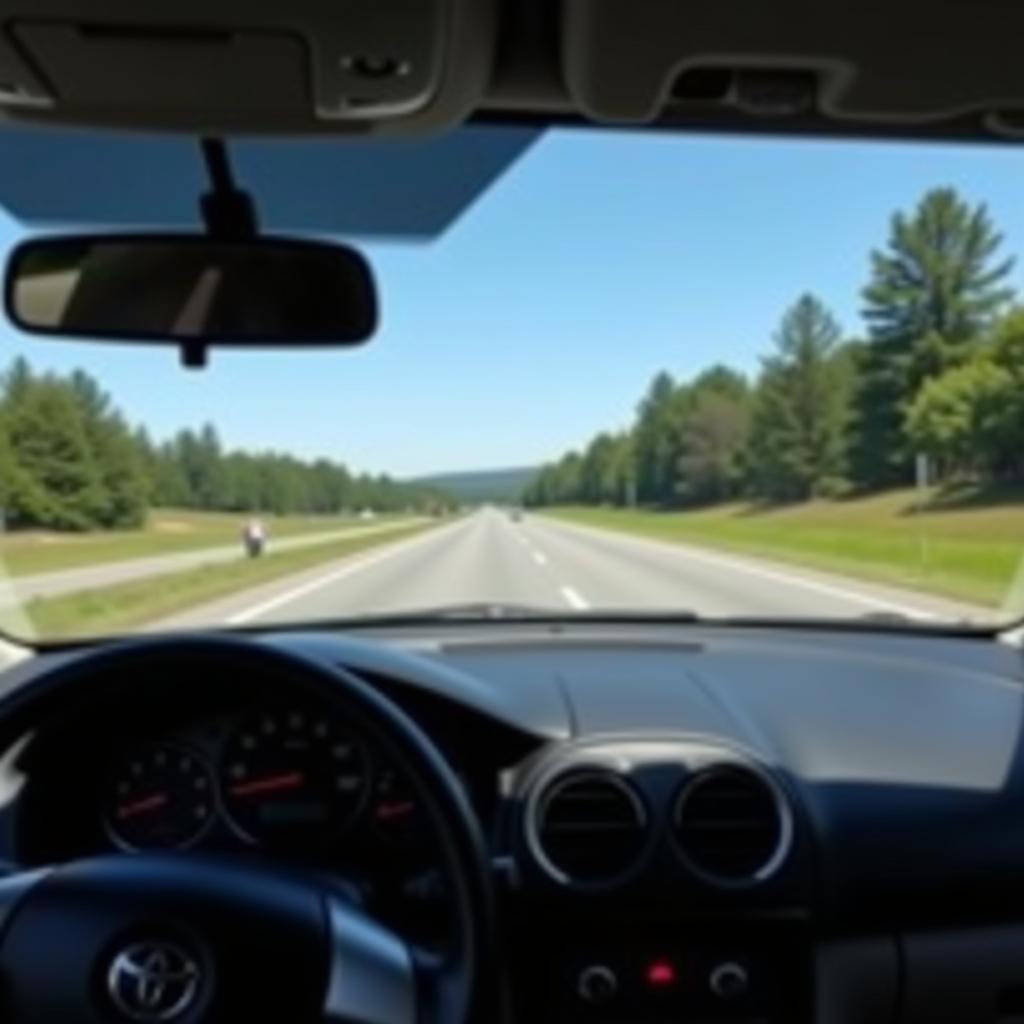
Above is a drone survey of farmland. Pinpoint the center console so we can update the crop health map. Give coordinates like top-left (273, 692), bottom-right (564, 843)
top-left (500, 738), bottom-right (815, 1023)
top-left (508, 910), bottom-right (812, 1023)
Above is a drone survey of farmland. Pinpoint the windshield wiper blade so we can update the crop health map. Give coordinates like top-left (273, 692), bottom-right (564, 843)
top-left (408, 602), bottom-right (554, 620)
top-left (430, 604), bottom-right (704, 623)
top-left (266, 603), bottom-right (704, 630)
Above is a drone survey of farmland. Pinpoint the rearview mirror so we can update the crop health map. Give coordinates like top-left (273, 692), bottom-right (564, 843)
top-left (5, 234), bottom-right (378, 366)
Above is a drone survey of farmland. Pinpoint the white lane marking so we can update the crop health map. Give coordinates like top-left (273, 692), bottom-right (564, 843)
top-left (560, 585), bottom-right (589, 610)
top-left (226, 524), bottom-right (458, 625)
top-left (532, 551), bottom-right (548, 567)
top-left (541, 518), bottom-right (940, 620)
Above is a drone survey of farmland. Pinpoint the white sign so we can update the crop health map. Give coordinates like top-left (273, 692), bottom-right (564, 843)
top-left (915, 453), bottom-right (930, 491)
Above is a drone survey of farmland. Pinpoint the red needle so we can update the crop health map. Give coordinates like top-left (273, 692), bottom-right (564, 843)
top-left (117, 793), bottom-right (168, 820)
top-left (230, 771), bottom-right (305, 798)
top-left (376, 800), bottom-right (416, 822)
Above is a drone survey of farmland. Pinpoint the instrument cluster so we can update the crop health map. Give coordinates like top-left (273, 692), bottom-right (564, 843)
top-left (101, 700), bottom-right (432, 866)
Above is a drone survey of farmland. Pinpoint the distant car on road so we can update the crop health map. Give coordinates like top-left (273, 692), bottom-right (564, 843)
top-left (508, 507), bottom-right (523, 522)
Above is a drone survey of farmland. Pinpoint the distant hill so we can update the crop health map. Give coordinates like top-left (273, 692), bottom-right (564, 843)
top-left (411, 466), bottom-right (538, 504)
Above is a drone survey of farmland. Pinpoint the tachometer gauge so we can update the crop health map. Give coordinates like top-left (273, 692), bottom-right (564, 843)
top-left (221, 707), bottom-right (369, 847)
top-left (104, 745), bottom-right (214, 851)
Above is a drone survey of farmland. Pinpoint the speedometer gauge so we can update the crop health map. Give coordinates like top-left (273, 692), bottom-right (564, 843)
top-left (104, 744), bottom-right (213, 851)
top-left (221, 707), bottom-right (369, 847)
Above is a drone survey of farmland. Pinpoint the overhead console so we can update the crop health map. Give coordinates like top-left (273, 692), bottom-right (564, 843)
top-left (7, 0), bottom-right (1024, 140)
top-left (561, 0), bottom-right (1024, 135)
top-left (0, 0), bottom-right (496, 134)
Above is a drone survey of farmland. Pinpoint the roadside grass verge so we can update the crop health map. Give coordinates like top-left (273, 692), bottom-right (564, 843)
top-left (0, 509), bottom-right (401, 578)
top-left (21, 522), bottom-right (433, 640)
top-left (543, 489), bottom-right (1024, 610)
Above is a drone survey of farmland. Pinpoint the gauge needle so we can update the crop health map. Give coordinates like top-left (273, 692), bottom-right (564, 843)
top-left (376, 801), bottom-right (416, 822)
top-left (116, 793), bottom-right (168, 820)
top-left (230, 772), bottom-right (305, 798)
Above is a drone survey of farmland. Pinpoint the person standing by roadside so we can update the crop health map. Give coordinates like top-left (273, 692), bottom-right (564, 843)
top-left (242, 517), bottom-right (267, 558)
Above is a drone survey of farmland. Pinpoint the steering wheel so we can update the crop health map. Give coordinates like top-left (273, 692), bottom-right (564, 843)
top-left (0, 636), bottom-right (497, 1024)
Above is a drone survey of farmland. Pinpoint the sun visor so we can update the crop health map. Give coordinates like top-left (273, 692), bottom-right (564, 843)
top-left (563, 0), bottom-right (1024, 129)
top-left (0, 0), bottom-right (496, 135)
top-left (0, 125), bottom-right (542, 240)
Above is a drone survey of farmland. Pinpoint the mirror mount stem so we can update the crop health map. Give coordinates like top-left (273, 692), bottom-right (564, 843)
top-left (199, 138), bottom-right (259, 240)
top-left (184, 138), bottom-right (260, 367)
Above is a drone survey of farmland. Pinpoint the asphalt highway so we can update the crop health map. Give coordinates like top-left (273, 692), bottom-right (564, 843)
top-left (155, 507), bottom-right (987, 629)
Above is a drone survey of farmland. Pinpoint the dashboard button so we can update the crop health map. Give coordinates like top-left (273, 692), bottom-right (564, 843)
top-left (577, 964), bottom-right (618, 1004)
top-left (644, 957), bottom-right (678, 989)
top-left (709, 960), bottom-right (749, 1000)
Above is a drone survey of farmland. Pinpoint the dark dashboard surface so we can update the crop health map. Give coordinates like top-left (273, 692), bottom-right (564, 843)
top-left (1, 622), bottom-right (1022, 1024)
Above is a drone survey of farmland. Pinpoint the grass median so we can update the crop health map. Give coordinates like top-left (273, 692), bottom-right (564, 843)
top-left (543, 488), bottom-right (1024, 611)
top-left (0, 509), bottom-right (403, 578)
top-left (20, 522), bottom-right (434, 640)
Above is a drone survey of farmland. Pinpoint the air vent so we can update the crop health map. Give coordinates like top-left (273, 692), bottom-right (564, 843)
top-left (674, 765), bottom-right (790, 885)
top-left (528, 769), bottom-right (647, 885)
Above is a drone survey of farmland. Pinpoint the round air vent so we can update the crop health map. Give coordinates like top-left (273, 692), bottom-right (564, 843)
top-left (527, 769), bottom-right (648, 886)
top-left (674, 764), bottom-right (791, 885)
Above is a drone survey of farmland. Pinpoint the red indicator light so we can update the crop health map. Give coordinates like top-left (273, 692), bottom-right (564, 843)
top-left (645, 960), bottom-right (677, 988)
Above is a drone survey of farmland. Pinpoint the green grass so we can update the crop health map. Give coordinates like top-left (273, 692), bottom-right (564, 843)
top-left (20, 522), bottom-right (433, 640)
top-left (544, 488), bottom-right (1024, 610)
top-left (0, 509), bottom-right (399, 578)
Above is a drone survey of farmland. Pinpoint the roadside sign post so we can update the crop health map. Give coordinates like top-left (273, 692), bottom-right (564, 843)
top-left (915, 453), bottom-right (930, 574)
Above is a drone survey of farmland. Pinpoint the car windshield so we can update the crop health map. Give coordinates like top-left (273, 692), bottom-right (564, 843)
top-left (0, 126), bottom-right (1022, 642)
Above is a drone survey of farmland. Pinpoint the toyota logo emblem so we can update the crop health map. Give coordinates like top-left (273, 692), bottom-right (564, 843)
top-left (106, 941), bottom-right (202, 1022)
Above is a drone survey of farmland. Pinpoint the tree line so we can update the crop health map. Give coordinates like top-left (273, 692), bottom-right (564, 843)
top-left (0, 357), bottom-right (444, 531)
top-left (525, 187), bottom-right (1024, 508)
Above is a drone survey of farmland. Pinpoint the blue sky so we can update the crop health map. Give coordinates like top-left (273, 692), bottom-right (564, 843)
top-left (2, 129), bottom-right (1024, 477)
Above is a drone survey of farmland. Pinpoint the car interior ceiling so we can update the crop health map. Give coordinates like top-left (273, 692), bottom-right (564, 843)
top-left (1, 0), bottom-right (1024, 141)
top-left (0, 2), bottom-right (1022, 1024)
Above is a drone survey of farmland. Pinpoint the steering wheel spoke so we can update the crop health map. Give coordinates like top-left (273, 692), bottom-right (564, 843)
top-left (0, 868), bottom-right (51, 932)
top-left (323, 896), bottom-right (418, 1024)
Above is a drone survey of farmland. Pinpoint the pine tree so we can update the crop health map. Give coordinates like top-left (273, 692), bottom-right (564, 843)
top-left (675, 367), bottom-right (751, 504)
top-left (749, 295), bottom-right (852, 500)
top-left (633, 372), bottom-right (679, 504)
top-left (3, 376), bottom-right (105, 530)
top-left (855, 188), bottom-right (1014, 486)
top-left (69, 370), bottom-right (147, 528)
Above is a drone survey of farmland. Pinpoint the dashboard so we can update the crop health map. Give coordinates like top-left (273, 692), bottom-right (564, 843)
top-left (0, 622), bottom-right (1022, 1024)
